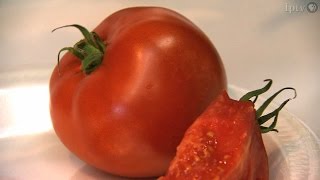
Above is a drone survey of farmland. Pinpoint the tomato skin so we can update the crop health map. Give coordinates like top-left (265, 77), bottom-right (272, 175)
top-left (50, 7), bottom-right (226, 177)
top-left (160, 91), bottom-right (268, 180)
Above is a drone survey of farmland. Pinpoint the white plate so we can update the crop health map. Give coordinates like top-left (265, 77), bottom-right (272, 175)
top-left (0, 85), bottom-right (319, 180)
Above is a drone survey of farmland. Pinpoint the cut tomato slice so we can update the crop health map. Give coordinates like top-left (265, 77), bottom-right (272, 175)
top-left (160, 91), bottom-right (268, 180)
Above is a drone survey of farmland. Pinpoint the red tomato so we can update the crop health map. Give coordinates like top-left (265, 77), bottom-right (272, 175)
top-left (160, 91), bottom-right (268, 180)
top-left (50, 7), bottom-right (226, 177)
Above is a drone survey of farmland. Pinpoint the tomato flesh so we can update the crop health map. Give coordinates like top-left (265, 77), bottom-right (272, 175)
top-left (160, 91), bottom-right (268, 179)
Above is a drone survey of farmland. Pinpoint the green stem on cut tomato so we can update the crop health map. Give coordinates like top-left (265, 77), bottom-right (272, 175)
top-left (240, 79), bottom-right (297, 133)
top-left (52, 24), bottom-right (106, 75)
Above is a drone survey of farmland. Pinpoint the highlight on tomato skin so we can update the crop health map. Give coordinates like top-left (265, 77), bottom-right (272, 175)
top-left (49, 6), bottom-right (227, 178)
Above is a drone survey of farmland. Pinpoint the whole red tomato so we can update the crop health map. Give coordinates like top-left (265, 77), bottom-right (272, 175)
top-left (50, 7), bottom-right (226, 177)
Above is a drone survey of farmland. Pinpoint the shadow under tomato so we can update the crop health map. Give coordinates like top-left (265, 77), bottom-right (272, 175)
top-left (70, 164), bottom-right (158, 180)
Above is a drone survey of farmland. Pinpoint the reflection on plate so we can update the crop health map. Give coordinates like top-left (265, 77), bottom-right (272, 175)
top-left (0, 85), bottom-right (319, 179)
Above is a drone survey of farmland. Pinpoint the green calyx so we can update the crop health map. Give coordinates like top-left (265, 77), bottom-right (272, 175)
top-left (52, 24), bottom-right (106, 75)
top-left (240, 79), bottom-right (297, 133)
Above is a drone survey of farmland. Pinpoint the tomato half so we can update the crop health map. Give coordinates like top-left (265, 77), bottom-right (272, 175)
top-left (50, 7), bottom-right (226, 177)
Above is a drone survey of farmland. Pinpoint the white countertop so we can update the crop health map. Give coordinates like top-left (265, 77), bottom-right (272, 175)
top-left (0, 0), bottom-right (319, 179)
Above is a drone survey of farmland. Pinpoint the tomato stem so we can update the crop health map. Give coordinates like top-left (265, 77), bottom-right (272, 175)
top-left (52, 24), bottom-right (106, 75)
top-left (240, 79), bottom-right (297, 133)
